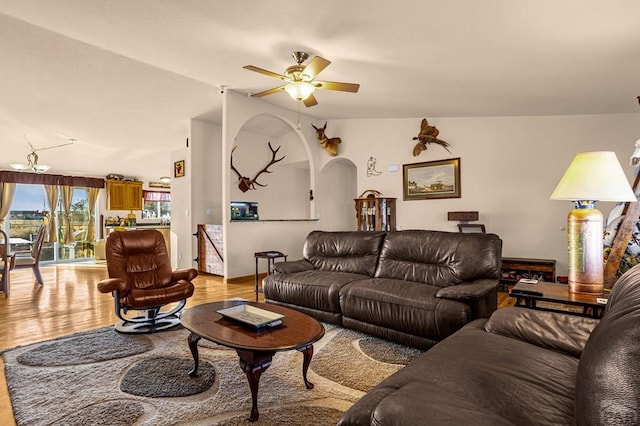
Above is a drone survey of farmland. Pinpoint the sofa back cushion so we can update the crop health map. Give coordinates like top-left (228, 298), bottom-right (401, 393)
top-left (303, 231), bottom-right (386, 276)
top-left (575, 263), bottom-right (640, 424)
top-left (375, 230), bottom-right (502, 286)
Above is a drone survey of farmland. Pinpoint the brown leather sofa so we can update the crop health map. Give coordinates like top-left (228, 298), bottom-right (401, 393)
top-left (338, 262), bottom-right (640, 425)
top-left (263, 230), bottom-right (502, 350)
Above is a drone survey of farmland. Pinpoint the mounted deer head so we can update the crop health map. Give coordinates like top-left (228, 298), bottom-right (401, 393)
top-left (312, 122), bottom-right (341, 156)
top-left (230, 141), bottom-right (285, 192)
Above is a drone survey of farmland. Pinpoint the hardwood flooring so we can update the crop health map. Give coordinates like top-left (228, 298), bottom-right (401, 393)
top-left (0, 264), bottom-right (515, 425)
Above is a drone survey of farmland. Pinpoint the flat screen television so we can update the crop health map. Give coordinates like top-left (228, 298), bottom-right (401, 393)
top-left (230, 201), bottom-right (259, 221)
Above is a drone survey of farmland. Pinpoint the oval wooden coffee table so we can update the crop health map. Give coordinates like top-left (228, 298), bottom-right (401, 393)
top-left (180, 300), bottom-right (325, 422)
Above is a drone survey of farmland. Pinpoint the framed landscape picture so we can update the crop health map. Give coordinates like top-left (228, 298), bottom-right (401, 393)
top-left (403, 158), bottom-right (461, 200)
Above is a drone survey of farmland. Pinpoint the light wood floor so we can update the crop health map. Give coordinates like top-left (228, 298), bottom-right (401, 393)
top-left (0, 264), bottom-right (515, 425)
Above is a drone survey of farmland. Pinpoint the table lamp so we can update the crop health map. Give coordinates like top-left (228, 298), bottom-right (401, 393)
top-left (550, 151), bottom-right (636, 295)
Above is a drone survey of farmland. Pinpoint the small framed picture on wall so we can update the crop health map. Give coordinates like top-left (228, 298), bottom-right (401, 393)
top-left (174, 160), bottom-right (185, 178)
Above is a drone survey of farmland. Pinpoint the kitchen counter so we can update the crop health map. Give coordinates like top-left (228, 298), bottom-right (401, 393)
top-left (104, 225), bottom-right (172, 258)
top-left (105, 224), bottom-right (170, 230)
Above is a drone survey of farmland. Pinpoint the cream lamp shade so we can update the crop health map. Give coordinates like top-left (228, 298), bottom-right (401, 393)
top-left (550, 151), bottom-right (636, 202)
top-left (284, 81), bottom-right (315, 101)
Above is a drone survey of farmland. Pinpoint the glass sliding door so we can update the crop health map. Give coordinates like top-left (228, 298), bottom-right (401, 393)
top-left (8, 183), bottom-right (95, 263)
top-left (57, 187), bottom-right (92, 261)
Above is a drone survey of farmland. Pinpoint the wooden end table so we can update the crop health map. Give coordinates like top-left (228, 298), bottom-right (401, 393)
top-left (180, 301), bottom-right (325, 422)
top-left (509, 281), bottom-right (608, 319)
top-left (254, 251), bottom-right (287, 301)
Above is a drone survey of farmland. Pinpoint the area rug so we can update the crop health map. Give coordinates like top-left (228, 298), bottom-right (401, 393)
top-left (3, 324), bottom-right (423, 425)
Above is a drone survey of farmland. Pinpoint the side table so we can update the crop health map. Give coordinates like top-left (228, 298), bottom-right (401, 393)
top-left (254, 251), bottom-right (287, 301)
top-left (509, 281), bottom-right (607, 319)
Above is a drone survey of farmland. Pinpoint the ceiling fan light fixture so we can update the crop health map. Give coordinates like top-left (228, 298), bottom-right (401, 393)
top-left (10, 162), bottom-right (50, 173)
top-left (285, 81), bottom-right (315, 101)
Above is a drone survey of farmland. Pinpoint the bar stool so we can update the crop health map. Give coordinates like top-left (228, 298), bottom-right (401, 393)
top-left (254, 251), bottom-right (287, 301)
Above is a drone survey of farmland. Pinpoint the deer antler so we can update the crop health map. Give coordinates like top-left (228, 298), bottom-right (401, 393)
top-left (230, 142), bottom-right (285, 192)
top-left (251, 142), bottom-right (285, 187)
top-left (230, 145), bottom-right (243, 179)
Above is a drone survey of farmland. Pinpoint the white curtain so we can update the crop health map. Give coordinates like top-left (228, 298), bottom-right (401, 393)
top-left (86, 187), bottom-right (100, 242)
top-left (60, 185), bottom-right (74, 244)
top-left (44, 185), bottom-right (58, 243)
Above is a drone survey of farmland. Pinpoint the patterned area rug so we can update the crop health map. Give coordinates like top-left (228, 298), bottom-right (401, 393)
top-left (3, 323), bottom-right (423, 425)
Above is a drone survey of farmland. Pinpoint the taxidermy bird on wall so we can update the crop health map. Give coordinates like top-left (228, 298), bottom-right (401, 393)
top-left (412, 118), bottom-right (451, 156)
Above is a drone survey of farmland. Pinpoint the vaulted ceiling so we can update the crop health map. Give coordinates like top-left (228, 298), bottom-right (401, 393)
top-left (1, 0), bottom-right (639, 182)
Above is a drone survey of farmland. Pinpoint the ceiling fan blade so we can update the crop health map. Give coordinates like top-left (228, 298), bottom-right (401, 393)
top-left (303, 93), bottom-right (318, 107)
top-left (36, 140), bottom-right (76, 151)
top-left (313, 80), bottom-right (360, 93)
top-left (243, 65), bottom-right (286, 80)
top-left (302, 56), bottom-right (331, 80)
top-left (251, 85), bottom-right (286, 97)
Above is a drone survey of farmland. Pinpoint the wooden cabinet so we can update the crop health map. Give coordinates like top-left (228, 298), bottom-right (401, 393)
top-left (355, 197), bottom-right (396, 231)
top-left (106, 180), bottom-right (143, 211)
top-left (500, 257), bottom-right (556, 286)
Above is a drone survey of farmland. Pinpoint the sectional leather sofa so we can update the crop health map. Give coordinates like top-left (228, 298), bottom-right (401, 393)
top-left (263, 230), bottom-right (503, 350)
top-left (338, 260), bottom-right (640, 425)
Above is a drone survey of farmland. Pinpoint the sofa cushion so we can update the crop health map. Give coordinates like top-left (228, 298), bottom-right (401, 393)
top-left (368, 381), bottom-right (515, 426)
top-left (263, 270), bottom-right (369, 314)
top-left (375, 230), bottom-right (502, 287)
top-left (303, 231), bottom-right (386, 276)
top-left (339, 319), bottom-right (578, 426)
top-left (340, 278), bottom-right (471, 341)
top-left (485, 307), bottom-right (599, 358)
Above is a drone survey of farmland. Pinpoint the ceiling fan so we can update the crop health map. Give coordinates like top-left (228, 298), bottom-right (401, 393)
top-left (11, 137), bottom-right (75, 173)
top-left (243, 51), bottom-right (360, 107)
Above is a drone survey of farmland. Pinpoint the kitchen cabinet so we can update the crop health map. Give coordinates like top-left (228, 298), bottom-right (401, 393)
top-left (355, 197), bottom-right (396, 231)
top-left (107, 180), bottom-right (143, 211)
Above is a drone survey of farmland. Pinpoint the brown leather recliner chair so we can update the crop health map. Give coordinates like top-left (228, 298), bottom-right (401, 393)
top-left (98, 229), bottom-right (197, 333)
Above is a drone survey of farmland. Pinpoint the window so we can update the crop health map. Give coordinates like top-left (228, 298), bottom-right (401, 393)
top-left (142, 191), bottom-right (171, 221)
top-left (57, 187), bottom-right (92, 260)
top-left (7, 184), bottom-right (47, 255)
top-left (8, 184), bottom-right (94, 262)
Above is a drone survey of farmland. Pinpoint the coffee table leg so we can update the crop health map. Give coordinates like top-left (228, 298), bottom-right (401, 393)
top-left (187, 332), bottom-right (201, 377)
top-left (297, 344), bottom-right (315, 389)
top-left (237, 349), bottom-right (274, 422)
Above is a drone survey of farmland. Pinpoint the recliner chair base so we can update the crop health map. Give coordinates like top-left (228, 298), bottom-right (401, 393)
top-left (115, 315), bottom-right (182, 334)
top-left (113, 298), bottom-right (187, 334)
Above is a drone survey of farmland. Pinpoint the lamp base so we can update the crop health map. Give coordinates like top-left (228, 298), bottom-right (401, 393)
top-left (567, 204), bottom-right (604, 296)
top-left (568, 281), bottom-right (604, 296)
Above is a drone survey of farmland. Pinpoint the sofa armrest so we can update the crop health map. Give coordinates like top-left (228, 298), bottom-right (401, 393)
top-left (272, 259), bottom-right (314, 274)
top-left (484, 307), bottom-right (599, 357)
top-left (435, 279), bottom-right (497, 302)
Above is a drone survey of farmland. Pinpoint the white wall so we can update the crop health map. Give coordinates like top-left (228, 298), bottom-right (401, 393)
top-left (316, 158), bottom-right (358, 230)
top-left (231, 127), bottom-right (310, 219)
top-left (222, 91), bottom-right (324, 278)
top-left (170, 145), bottom-right (191, 269)
top-left (329, 113), bottom-right (640, 276)
top-left (178, 92), bottom-right (639, 280)
top-left (191, 119), bottom-right (223, 225)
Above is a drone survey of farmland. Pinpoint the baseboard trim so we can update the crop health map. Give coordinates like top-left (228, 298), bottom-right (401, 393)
top-left (226, 273), bottom-right (266, 284)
